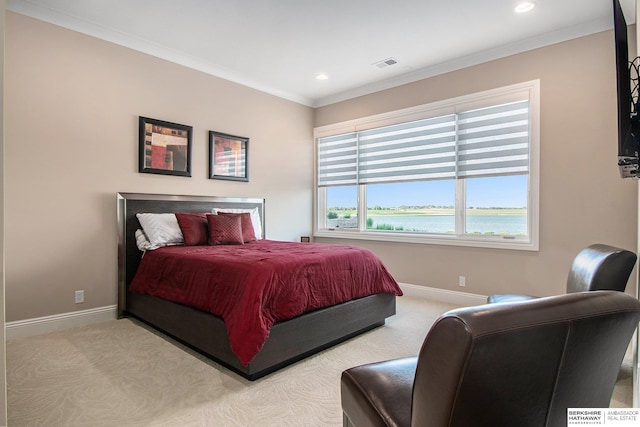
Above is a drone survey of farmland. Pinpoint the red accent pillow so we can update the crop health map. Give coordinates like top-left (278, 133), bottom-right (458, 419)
top-left (218, 212), bottom-right (257, 243)
top-left (207, 214), bottom-right (244, 245)
top-left (175, 213), bottom-right (208, 246)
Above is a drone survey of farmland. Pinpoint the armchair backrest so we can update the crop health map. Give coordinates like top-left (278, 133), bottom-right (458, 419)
top-left (566, 244), bottom-right (636, 293)
top-left (411, 291), bottom-right (640, 427)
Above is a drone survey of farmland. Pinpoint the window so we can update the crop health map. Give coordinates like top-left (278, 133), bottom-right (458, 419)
top-left (366, 181), bottom-right (455, 233)
top-left (315, 81), bottom-right (539, 250)
top-left (326, 185), bottom-right (358, 229)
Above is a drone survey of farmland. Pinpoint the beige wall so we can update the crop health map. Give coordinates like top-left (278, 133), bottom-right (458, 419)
top-left (4, 12), bottom-right (314, 322)
top-left (315, 30), bottom-right (639, 298)
top-left (1, 1), bottom-right (7, 425)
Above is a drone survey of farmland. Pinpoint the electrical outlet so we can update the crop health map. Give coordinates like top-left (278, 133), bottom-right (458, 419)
top-left (75, 290), bottom-right (84, 304)
top-left (458, 276), bottom-right (466, 287)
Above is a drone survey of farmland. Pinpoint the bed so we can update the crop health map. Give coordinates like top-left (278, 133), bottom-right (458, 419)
top-left (117, 192), bottom-right (401, 380)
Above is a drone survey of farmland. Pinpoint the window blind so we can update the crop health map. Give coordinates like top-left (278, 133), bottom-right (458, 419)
top-left (457, 100), bottom-right (530, 178)
top-left (317, 100), bottom-right (529, 186)
top-left (317, 132), bottom-right (358, 186)
top-left (358, 114), bottom-right (457, 183)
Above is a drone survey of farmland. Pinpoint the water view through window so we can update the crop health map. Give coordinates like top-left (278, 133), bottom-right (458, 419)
top-left (325, 176), bottom-right (527, 236)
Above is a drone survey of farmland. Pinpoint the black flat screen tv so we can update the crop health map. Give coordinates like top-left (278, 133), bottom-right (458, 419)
top-left (614, 0), bottom-right (640, 177)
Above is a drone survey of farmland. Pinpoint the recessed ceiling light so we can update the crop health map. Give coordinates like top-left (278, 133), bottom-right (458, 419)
top-left (515, 2), bottom-right (535, 13)
top-left (316, 73), bottom-right (329, 80)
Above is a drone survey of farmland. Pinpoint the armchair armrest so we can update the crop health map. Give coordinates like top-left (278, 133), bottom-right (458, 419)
top-left (341, 357), bottom-right (416, 427)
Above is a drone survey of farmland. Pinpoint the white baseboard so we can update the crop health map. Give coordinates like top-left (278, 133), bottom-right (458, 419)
top-left (398, 283), bottom-right (488, 307)
top-left (5, 305), bottom-right (117, 339)
top-left (4, 285), bottom-right (482, 339)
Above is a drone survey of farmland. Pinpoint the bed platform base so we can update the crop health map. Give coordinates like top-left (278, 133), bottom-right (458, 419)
top-left (127, 291), bottom-right (395, 380)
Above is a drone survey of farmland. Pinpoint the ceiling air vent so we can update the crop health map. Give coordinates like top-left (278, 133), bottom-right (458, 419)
top-left (373, 57), bottom-right (398, 69)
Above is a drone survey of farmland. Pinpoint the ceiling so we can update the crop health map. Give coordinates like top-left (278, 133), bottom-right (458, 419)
top-left (6, 0), bottom-right (637, 107)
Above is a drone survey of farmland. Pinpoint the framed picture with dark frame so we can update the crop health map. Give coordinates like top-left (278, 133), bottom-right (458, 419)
top-left (209, 130), bottom-right (249, 182)
top-left (139, 116), bottom-right (193, 177)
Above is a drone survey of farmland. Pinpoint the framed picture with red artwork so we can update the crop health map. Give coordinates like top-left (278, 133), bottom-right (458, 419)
top-left (209, 130), bottom-right (249, 182)
top-left (139, 116), bottom-right (192, 177)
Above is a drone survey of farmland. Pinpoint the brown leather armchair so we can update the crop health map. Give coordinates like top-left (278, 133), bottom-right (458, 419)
top-left (341, 291), bottom-right (640, 427)
top-left (487, 244), bottom-right (636, 303)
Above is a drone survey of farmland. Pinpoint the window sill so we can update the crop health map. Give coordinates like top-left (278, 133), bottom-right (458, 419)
top-left (313, 229), bottom-right (538, 251)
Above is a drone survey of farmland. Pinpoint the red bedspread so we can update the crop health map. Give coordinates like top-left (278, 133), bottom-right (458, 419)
top-left (129, 240), bottom-right (402, 366)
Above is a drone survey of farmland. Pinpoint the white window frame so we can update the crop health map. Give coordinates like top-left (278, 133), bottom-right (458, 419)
top-left (313, 80), bottom-right (540, 251)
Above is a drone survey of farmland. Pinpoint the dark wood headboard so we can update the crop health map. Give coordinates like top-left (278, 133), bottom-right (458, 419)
top-left (116, 192), bottom-right (265, 317)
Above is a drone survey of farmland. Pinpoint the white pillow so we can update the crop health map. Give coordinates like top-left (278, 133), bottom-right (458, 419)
top-left (212, 207), bottom-right (263, 239)
top-left (136, 213), bottom-right (184, 247)
top-left (135, 229), bottom-right (159, 251)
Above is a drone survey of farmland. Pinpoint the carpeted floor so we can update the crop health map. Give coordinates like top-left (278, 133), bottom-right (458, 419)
top-left (6, 296), bottom-right (634, 426)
